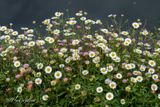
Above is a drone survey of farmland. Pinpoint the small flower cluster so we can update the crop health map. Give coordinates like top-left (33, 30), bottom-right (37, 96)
top-left (0, 11), bottom-right (160, 106)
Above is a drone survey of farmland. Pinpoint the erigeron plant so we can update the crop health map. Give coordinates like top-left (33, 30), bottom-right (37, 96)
top-left (0, 11), bottom-right (160, 106)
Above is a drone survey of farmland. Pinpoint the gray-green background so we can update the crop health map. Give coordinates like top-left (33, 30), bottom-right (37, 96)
top-left (0, 0), bottom-right (159, 29)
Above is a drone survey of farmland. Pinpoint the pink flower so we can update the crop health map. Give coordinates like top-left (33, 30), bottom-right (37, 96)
top-left (27, 84), bottom-right (33, 90)
top-left (0, 47), bottom-right (3, 52)
top-left (76, 25), bottom-right (81, 29)
top-left (63, 77), bottom-right (69, 83)
top-left (23, 64), bottom-right (29, 68)
top-left (122, 79), bottom-right (128, 83)
top-left (15, 74), bottom-right (21, 79)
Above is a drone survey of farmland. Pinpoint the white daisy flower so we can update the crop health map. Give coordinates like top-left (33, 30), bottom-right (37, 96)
top-left (65, 57), bottom-right (71, 63)
top-left (130, 77), bottom-right (137, 83)
top-left (125, 86), bottom-right (131, 92)
top-left (67, 20), bottom-right (77, 25)
top-left (100, 67), bottom-right (108, 75)
top-left (136, 76), bottom-right (143, 82)
top-left (72, 39), bottom-right (80, 45)
top-left (134, 48), bottom-right (142, 54)
top-left (148, 60), bottom-right (156, 67)
top-left (89, 51), bottom-right (96, 58)
top-left (0, 26), bottom-right (7, 31)
top-left (139, 65), bottom-right (146, 71)
top-left (125, 64), bottom-right (132, 70)
top-left (105, 78), bottom-right (112, 84)
top-left (50, 80), bottom-right (57, 86)
top-left (106, 65), bottom-right (113, 72)
top-left (101, 29), bottom-right (109, 34)
top-left (121, 31), bottom-right (129, 36)
top-left (35, 78), bottom-right (42, 85)
top-left (45, 37), bottom-right (50, 41)
top-left (28, 41), bottom-right (35, 47)
top-left (92, 56), bottom-right (100, 64)
top-left (109, 82), bottom-right (117, 89)
top-left (109, 52), bottom-right (117, 59)
top-left (48, 38), bottom-right (55, 44)
top-left (54, 71), bottom-right (62, 79)
top-left (60, 48), bottom-right (68, 53)
top-left (42, 94), bottom-right (49, 101)
top-left (17, 87), bottom-right (22, 93)
top-left (12, 31), bottom-right (18, 36)
top-left (36, 72), bottom-right (41, 77)
top-left (42, 19), bottom-right (50, 25)
top-left (120, 99), bottom-right (126, 105)
top-left (55, 12), bottom-right (63, 17)
top-left (123, 42), bottom-right (129, 46)
top-left (96, 35), bottom-right (104, 41)
top-left (148, 68), bottom-right (155, 74)
top-left (106, 92), bottom-right (114, 100)
top-left (82, 70), bottom-right (89, 75)
top-left (113, 57), bottom-right (121, 62)
top-left (37, 63), bottom-right (44, 69)
top-left (53, 29), bottom-right (60, 35)
top-left (112, 32), bottom-right (118, 38)
top-left (96, 19), bottom-right (102, 24)
top-left (75, 84), bottom-right (81, 90)
top-left (72, 53), bottom-right (80, 60)
top-left (152, 74), bottom-right (159, 80)
top-left (80, 17), bottom-right (86, 21)
top-left (75, 12), bottom-right (83, 16)
top-left (132, 22), bottom-right (140, 29)
top-left (151, 84), bottom-right (158, 91)
top-left (45, 66), bottom-right (52, 74)
top-left (58, 52), bottom-right (64, 58)
top-left (14, 61), bottom-right (21, 67)
top-left (133, 71), bottom-right (141, 76)
top-left (141, 29), bottom-right (149, 36)
top-left (6, 78), bottom-right (10, 82)
top-left (59, 64), bottom-right (65, 68)
top-left (36, 40), bottom-right (45, 46)
top-left (116, 73), bottom-right (122, 79)
top-left (125, 38), bottom-right (132, 43)
top-left (96, 87), bottom-right (103, 93)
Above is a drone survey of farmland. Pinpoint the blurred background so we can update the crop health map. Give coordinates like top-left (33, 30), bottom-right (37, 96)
top-left (0, 0), bottom-right (160, 30)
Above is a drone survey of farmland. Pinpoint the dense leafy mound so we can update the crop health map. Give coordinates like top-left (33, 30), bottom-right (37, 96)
top-left (1, 11), bottom-right (160, 107)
